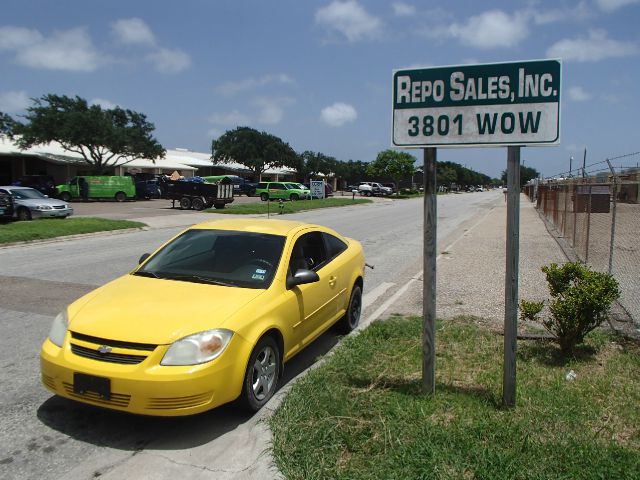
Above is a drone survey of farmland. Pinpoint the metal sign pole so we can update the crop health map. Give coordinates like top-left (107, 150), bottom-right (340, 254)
top-left (503, 146), bottom-right (520, 408)
top-left (423, 147), bottom-right (437, 394)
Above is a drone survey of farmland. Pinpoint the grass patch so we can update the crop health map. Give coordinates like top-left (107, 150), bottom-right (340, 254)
top-left (0, 217), bottom-right (146, 244)
top-left (270, 315), bottom-right (640, 480)
top-left (207, 198), bottom-right (371, 215)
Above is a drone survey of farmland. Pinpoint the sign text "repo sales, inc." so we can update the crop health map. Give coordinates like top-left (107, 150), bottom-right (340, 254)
top-left (392, 59), bottom-right (561, 147)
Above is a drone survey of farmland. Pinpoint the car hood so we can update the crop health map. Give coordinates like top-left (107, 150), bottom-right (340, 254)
top-left (68, 274), bottom-right (266, 344)
top-left (15, 197), bottom-right (68, 207)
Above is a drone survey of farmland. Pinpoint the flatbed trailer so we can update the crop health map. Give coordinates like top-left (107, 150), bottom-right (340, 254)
top-left (164, 179), bottom-right (234, 210)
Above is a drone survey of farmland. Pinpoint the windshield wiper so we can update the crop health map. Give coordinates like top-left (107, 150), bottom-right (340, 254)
top-left (157, 273), bottom-right (237, 287)
top-left (133, 270), bottom-right (159, 278)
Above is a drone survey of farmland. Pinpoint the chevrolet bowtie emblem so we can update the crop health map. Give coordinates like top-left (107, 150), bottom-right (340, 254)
top-left (97, 345), bottom-right (112, 354)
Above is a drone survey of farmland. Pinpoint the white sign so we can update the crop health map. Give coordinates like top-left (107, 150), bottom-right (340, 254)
top-left (392, 59), bottom-right (561, 147)
top-left (310, 180), bottom-right (325, 199)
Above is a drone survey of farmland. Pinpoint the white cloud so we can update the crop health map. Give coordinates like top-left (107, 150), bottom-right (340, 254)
top-left (90, 98), bottom-right (117, 109)
top-left (208, 110), bottom-right (252, 126)
top-left (446, 10), bottom-right (529, 49)
top-left (547, 29), bottom-right (637, 61)
top-left (315, 0), bottom-right (382, 42)
top-left (567, 86), bottom-right (592, 102)
top-left (215, 74), bottom-right (294, 96)
top-left (111, 18), bottom-right (156, 46)
top-left (0, 26), bottom-right (42, 50)
top-left (254, 97), bottom-right (294, 125)
top-left (595, 0), bottom-right (639, 12)
top-left (393, 2), bottom-right (416, 16)
top-left (0, 90), bottom-right (30, 113)
top-left (15, 27), bottom-right (101, 72)
top-left (320, 102), bottom-right (357, 127)
top-left (146, 47), bottom-right (191, 73)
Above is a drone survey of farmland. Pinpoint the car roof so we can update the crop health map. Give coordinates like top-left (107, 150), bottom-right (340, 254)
top-left (0, 186), bottom-right (34, 190)
top-left (189, 218), bottom-right (323, 236)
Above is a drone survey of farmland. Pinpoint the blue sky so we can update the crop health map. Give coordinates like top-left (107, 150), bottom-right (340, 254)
top-left (1, 0), bottom-right (638, 179)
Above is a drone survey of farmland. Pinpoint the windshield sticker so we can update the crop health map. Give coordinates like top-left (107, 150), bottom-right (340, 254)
top-left (252, 273), bottom-right (265, 280)
top-left (255, 269), bottom-right (267, 274)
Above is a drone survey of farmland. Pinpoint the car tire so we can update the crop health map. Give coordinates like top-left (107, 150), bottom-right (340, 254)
top-left (290, 193), bottom-right (299, 201)
top-left (365, 191), bottom-right (372, 197)
top-left (240, 335), bottom-right (281, 412)
top-left (191, 197), bottom-right (205, 211)
top-left (260, 193), bottom-right (269, 202)
top-left (17, 207), bottom-right (32, 221)
top-left (60, 192), bottom-right (72, 202)
top-left (213, 203), bottom-right (225, 209)
top-left (337, 285), bottom-right (362, 334)
top-left (179, 197), bottom-right (192, 210)
top-left (115, 192), bottom-right (126, 202)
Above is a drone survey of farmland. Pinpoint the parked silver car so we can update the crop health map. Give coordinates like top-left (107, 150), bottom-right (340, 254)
top-left (0, 186), bottom-right (73, 220)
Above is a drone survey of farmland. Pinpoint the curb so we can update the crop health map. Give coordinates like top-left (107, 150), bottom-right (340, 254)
top-left (0, 226), bottom-right (149, 249)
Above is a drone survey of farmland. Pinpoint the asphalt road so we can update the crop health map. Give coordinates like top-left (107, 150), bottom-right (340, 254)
top-left (0, 191), bottom-right (501, 479)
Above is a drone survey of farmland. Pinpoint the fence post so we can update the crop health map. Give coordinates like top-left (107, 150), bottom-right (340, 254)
top-left (585, 183), bottom-right (592, 264)
top-left (572, 182), bottom-right (577, 248)
top-left (606, 160), bottom-right (617, 275)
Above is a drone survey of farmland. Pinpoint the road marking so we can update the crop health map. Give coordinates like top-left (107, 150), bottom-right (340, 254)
top-left (363, 282), bottom-right (394, 308)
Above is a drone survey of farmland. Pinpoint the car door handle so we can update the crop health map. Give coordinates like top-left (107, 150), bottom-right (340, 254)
top-left (328, 276), bottom-right (337, 287)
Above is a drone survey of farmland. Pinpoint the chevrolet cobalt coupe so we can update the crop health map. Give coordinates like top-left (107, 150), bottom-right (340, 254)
top-left (41, 219), bottom-right (365, 415)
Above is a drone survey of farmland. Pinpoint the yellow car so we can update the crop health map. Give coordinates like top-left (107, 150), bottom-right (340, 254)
top-left (41, 219), bottom-right (365, 416)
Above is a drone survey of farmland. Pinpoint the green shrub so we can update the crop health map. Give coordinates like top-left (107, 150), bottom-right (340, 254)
top-left (519, 299), bottom-right (544, 322)
top-left (540, 262), bottom-right (620, 354)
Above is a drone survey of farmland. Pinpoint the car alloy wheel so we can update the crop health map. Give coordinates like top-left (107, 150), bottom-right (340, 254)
top-left (338, 285), bottom-right (362, 333)
top-left (260, 193), bottom-right (269, 201)
top-left (241, 335), bottom-right (280, 411)
top-left (17, 207), bottom-right (32, 221)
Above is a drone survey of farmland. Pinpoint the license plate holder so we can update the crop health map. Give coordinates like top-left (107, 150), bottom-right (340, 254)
top-left (73, 373), bottom-right (111, 400)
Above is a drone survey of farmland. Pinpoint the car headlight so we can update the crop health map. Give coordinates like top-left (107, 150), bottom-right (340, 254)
top-left (49, 310), bottom-right (68, 347)
top-left (161, 329), bottom-right (234, 366)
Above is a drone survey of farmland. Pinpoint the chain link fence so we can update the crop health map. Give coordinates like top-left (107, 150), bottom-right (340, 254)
top-left (526, 171), bottom-right (640, 328)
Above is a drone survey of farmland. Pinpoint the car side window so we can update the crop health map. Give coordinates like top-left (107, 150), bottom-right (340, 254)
top-left (289, 232), bottom-right (328, 275)
top-left (323, 233), bottom-right (348, 262)
top-left (272, 183), bottom-right (285, 190)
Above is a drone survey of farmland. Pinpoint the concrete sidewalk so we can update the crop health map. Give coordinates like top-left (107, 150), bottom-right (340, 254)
top-left (388, 194), bottom-right (567, 326)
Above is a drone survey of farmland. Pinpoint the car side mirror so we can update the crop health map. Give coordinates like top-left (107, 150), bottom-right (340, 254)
top-left (286, 269), bottom-right (320, 289)
top-left (138, 253), bottom-right (151, 264)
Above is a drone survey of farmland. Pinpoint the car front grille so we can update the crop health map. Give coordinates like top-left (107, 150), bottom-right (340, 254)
top-left (71, 344), bottom-right (147, 365)
top-left (69, 331), bottom-right (158, 365)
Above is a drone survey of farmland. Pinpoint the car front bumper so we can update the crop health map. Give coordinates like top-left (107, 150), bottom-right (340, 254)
top-left (31, 207), bottom-right (73, 218)
top-left (40, 333), bottom-right (250, 416)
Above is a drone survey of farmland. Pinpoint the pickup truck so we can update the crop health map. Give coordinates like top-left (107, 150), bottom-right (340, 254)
top-left (358, 182), bottom-right (392, 196)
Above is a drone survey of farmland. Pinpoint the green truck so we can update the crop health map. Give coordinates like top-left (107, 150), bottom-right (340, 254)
top-left (56, 176), bottom-right (136, 202)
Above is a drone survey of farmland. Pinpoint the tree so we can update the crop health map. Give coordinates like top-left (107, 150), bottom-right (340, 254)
top-left (14, 94), bottom-right (165, 174)
top-left (500, 165), bottom-right (539, 188)
top-left (0, 111), bottom-right (15, 136)
top-left (367, 149), bottom-right (416, 188)
top-left (211, 127), bottom-right (297, 180)
top-left (294, 151), bottom-right (337, 183)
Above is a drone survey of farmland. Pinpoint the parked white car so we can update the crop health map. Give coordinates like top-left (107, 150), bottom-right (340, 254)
top-left (0, 186), bottom-right (73, 220)
top-left (358, 182), bottom-right (392, 196)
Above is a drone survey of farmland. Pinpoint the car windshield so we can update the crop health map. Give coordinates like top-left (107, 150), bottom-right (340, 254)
top-left (134, 229), bottom-right (286, 289)
top-left (10, 188), bottom-right (46, 199)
